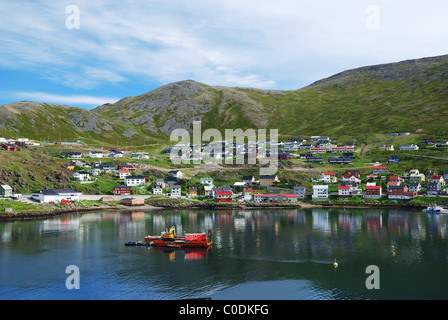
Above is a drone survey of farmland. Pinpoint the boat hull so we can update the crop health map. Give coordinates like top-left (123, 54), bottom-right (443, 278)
top-left (150, 239), bottom-right (212, 248)
top-left (145, 230), bottom-right (213, 248)
top-left (424, 205), bottom-right (448, 214)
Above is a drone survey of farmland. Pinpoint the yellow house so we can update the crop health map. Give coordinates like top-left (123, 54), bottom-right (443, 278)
top-left (378, 145), bottom-right (394, 151)
top-left (409, 173), bottom-right (425, 184)
top-left (259, 175), bottom-right (280, 187)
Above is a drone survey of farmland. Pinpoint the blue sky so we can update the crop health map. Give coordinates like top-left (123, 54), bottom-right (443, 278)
top-left (1, 0), bottom-right (448, 109)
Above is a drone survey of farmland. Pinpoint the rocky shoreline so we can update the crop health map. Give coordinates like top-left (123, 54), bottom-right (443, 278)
top-left (148, 200), bottom-right (426, 211)
top-left (0, 204), bottom-right (161, 222)
top-left (0, 200), bottom-right (426, 222)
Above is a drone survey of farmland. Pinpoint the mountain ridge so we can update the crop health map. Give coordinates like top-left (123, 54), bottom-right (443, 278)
top-left (2, 54), bottom-right (448, 144)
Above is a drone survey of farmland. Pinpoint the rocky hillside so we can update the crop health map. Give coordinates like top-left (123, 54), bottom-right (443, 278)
top-left (93, 80), bottom-right (275, 135)
top-left (308, 54), bottom-right (448, 88)
top-left (93, 54), bottom-right (448, 137)
top-left (2, 54), bottom-right (448, 143)
top-left (0, 101), bottom-right (164, 145)
top-left (0, 147), bottom-right (74, 194)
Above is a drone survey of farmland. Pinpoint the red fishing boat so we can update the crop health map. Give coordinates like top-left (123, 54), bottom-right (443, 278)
top-left (144, 226), bottom-right (212, 248)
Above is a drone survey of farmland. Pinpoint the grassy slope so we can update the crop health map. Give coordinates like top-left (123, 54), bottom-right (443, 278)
top-left (0, 147), bottom-right (75, 193)
top-left (0, 102), bottom-right (169, 147)
top-left (238, 62), bottom-right (448, 137)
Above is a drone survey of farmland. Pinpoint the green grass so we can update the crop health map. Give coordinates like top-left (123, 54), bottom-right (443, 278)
top-left (0, 199), bottom-right (42, 213)
top-left (409, 196), bottom-right (448, 206)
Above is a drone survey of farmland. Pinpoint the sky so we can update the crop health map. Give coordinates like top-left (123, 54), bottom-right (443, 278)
top-left (1, 0), bottom-right (448, 109)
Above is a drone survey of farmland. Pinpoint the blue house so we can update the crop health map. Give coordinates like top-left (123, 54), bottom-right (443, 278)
top-left (388, 156), bottom-right (400, 163)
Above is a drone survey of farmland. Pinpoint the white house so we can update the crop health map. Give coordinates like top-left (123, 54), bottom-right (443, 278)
top-left (73, 171), bottom-right (90, 181)
top-left (62, 152), bottom-right (83, 159)
top-left (155, 179), bottom-right (166, 188)
top-left (131, 153), bottom-right (149, 159)
top-left (118, 170), bottom-right (131, 180)
top-left (233, 181), bottom-right (247, 187)
top-left (399, 144), bottom-right (419, 151)
top-left (90, 167), bottom-right (102, 176)
top-left (204, 185), bottom-right (213, 197)
top-left (339, 183), bottom-right (362, 197)
top-left (293, 186), bottom-right (307, 199)
top-left (200, 177), bottom-right (214, 185)
top-left (89, 151), bottom-right (104, 158)
top-left (110, 151), bottom-right (124, 158)
top-left (342, 174), bottom-right (361, 184)
top-left (168, 185), bottom-right (182, 198)
top-left (152, 185), bottom-right (163, 195)
top-left (31, 189), bottom-right (81, 203)
top-left (338, 186), bottom-right (351, 198)
top-left (243, 188), bottom-right (253, 201)
top-left (125, 176), bottom-right (147, 187)
top-left (409, 182), bottom-right (422, 192)
top-left (168, 170), bottom-right (183, 179)
top-left (318, 172), bottom-right (337, 183)
top-left (0, 185), bottom-right (13, 197)
top-left (431, 175), bottom-right (446, 186)
top-left (312, 185), bottom-right (329, 200)
top-left (242, 176), bottom-right (255, 185)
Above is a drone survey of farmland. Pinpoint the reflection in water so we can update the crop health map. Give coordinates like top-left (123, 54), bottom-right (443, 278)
top-left (152, 247), bottom-right (212, 262)
top-left (1, 207), bottom-right (448, 299)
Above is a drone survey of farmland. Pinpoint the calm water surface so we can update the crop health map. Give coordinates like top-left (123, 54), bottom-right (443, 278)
top-left (1, 208), bottom-right (448, 300)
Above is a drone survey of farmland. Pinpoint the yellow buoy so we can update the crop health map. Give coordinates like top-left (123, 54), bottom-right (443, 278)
top-left (333, 259), bottom-right (338, 268)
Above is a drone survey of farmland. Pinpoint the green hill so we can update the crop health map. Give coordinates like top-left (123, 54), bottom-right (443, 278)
top-left (2, 54), bottom-right (448, 146)
top-left (0, 101), bottom-right (166, 147)
top-left (93, 54), bottom-right (448, 138)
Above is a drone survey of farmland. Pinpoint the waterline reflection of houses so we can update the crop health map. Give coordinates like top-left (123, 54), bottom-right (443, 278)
top-left (234, 217), bottom-right (247, 232)
top-left (427, 214), bottom-right (448, 239)
top-left (203, 215), bottom-right (213, 230)
top-left (42, 218), bottom-right (80, 233)
top-left (312, 210), bottom-right (331, 234)
top-left (364, 212), bottom-right (384, 241)
top-left (338, 214), bottom-right (362, 233)
top-left (152, 214), bottom-right (164, 227)
top-left (388, 213), bottom-right (409, 235)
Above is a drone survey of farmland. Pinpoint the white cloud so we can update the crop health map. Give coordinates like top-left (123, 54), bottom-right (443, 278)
top-left (1, 0), bottom-right (448, 93)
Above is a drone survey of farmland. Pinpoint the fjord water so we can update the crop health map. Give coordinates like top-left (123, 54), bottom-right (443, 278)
top-left (1, 208), bottom-right (448, 300)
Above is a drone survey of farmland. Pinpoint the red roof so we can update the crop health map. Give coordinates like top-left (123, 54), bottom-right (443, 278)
top-left (338, 186), bottom-right (350, 190)
top-left (373, 166), bottom-right (387, 169)
top-left (343, 174), bottom-right (360, 179)
top-left (323, 171), bottom-right (335, 175)
top-left (216, 191), bottom-right (233, 196)
top-left (258, 194), bottom-right (297, 198)
top-left (433, 175), bottom-right (442, 179)
top-left (366, 186), bottom-right (381, 190)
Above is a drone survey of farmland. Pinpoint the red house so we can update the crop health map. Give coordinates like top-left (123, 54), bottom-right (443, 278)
top-left (1, 143), bottom-right (18, 151)
top-left (215, 190), bottom-right (233, 202)
top-left (117, 164), bottom-right (136, 172)
top-left (338, 185), bottom-right (351, 198)
top-left (364, 185), bottom-right (382, 199)
top-left (373, 166), bottom-right (388, 174)
top-left (388, 185), bottom-right (417, 199)
top-left (114, 186), bottom-right (132, 195)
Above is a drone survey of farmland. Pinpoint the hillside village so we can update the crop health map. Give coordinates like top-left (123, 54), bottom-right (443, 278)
top-left (2, 132), bottom-right (448, 212)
